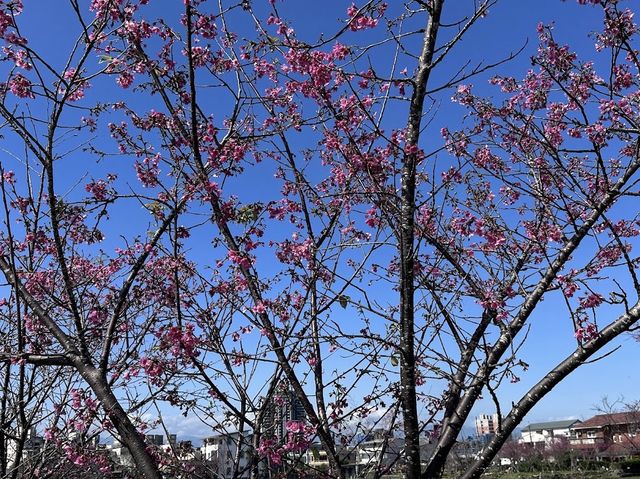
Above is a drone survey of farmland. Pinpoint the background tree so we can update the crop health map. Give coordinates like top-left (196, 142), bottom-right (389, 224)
top-left (0, 1), bottom-right (639, 479)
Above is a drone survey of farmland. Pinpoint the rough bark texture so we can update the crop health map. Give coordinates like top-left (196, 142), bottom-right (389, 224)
top-left (401, 2), bottom-right (443, 478)
top-left (78, 365), bottom-right (162, 479)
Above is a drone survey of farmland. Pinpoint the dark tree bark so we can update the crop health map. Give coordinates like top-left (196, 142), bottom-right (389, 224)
top-left (399, 2), bottom-right (443, 478)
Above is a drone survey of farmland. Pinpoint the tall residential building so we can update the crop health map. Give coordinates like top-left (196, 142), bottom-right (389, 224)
top-left (144, 433), bottom-right (176, 446)
top-left (261, 385), bottom-right (307, 441)
top-left (475, 413), bottom-right (500, 437)
top-left (146, 434), bottom-right (165, 446)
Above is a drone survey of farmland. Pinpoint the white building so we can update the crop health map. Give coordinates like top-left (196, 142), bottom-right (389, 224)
top-left (355, 431), bottom-right (403, 474)
top-left (6, 428), bottom-right (45, 467)
top-left (108, 439), bottom-right (134, 467)
top-left (160, 440), bottom-right (201, 461)
top-left (200, 431), bottom-right (252, 479)
top-left (303, 432), bottom-right (434, 478)
top-left (519, 419), bottom-right (581, 445)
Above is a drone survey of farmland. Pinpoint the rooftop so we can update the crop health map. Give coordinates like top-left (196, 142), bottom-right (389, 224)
top-left (521, 419), bottom-right (581, 432)
top-left (573, 412), bottom-right (640, 430)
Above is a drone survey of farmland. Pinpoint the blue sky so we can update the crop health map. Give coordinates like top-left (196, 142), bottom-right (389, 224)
top-left (5, 0), bottom-right (640, 442)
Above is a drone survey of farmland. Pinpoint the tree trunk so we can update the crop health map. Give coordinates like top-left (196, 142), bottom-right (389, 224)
top-left (400, 2), bottom-right (444, 479)
top-left (78, 365), bottom-right (162, 479)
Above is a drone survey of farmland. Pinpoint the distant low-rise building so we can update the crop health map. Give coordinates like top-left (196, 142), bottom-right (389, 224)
top-left (354, 430), bottom-right (404, 476)
top-left (109, 439), bottom-right (134, 467)
top-left (520, 419), bottom-right (581, 446)
top-left (201, 431), bottom-right (252, 479)
top-left (304, 443), bottom-right (356, 477)
top-left (6, 427), bottom-right (45, 466)
top-left (303, 430), bottom-right (435, 479)
top-left (110, 433), bottom-right (178, 468)
top-left (570, 411), bottom-right (640, 459)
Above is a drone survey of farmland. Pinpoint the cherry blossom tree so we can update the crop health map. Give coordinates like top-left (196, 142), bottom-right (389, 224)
top-left (1, 1), bottom-right (640, 479)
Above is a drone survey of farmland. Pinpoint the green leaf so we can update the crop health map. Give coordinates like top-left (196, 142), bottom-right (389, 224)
top-left (236, 202), bottom-right (262, 224)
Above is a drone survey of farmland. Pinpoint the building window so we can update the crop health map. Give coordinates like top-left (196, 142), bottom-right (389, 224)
top-left (587, 431), bottom-right (596, 438)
